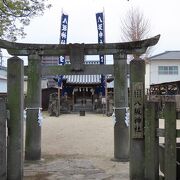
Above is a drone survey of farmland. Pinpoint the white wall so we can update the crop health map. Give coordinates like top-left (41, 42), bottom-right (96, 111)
top-left (149, 59), bottom-right (180, 84)
top-left (0, 79), bottom-right (7, 93)
top-left (24, 79), bottom-right (48, 94)
top-left (0, 78), bottom-right (47, 94)
top-left (0, 69), bottom-right (7, 77)
top-left (145, 62), bottom-right (150, 89)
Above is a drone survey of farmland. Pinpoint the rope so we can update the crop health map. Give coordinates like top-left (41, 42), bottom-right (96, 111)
top-left (25, 107), bottom-right (42, 110)
top-left (112, 107), bottom-right (129, 127)
top-left (24, 107), bottom-right (43, 127)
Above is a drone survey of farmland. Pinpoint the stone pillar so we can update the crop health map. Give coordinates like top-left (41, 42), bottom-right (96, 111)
top-left (164, 102), bottom-right (176, 180)
top-left (113, 53), bottom-right (129, 161)
top-left (72, 89), bottom-right (75, 111)
top-left (0, 97), bottom-right (7, 180)
top-left (25, 54), bottom-right (42, 160)
top-left (130, 59), bottom-right (145, 180)
top-left (7, 57), bottom-right (24, 180)
top-left (145, 101), bottom-right (159, 180)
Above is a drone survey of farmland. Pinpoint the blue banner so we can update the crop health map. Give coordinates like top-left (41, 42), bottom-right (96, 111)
top-left (59, 13), bottom-right (68, 65)
top-left (96, 12), bottom-right (105, 64)
top-left (96, 12), bottom-right (106, 96)
top-left (100, 74), bottom-right (106, 96)
top-left (58, 75), bottom-right (63, 87)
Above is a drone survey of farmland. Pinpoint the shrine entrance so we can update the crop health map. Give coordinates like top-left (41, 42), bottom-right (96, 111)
top-left (0, 35), bottom-right (159, 179)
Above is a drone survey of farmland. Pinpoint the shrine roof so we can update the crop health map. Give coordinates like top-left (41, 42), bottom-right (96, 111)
top-left (63, 74), bottom-right (101, 85)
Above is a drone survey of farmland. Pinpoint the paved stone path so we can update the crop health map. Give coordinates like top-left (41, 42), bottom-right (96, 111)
top-left (24, 155), bottom-right (129, 180)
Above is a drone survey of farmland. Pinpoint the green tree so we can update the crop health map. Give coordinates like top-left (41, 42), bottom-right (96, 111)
top-left (0, 0), bottom-right (51, 41)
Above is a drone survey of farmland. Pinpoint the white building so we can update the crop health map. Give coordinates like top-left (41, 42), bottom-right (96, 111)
top-left (0, 75), bottom-right (7, 93)
top-left (147, 51), bottom-right (180, 86)
top-left (0, 66), bottom-right (48, 94)
top-left (0, 66), bottom-right (7, 93)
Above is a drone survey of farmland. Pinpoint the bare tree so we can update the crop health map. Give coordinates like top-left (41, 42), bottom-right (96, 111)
top-left (121, 7), bottom-right (152, 58)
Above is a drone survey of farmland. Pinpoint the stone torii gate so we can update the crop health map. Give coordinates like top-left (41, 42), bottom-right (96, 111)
top-left (0, 35), bottom-right (159, 179)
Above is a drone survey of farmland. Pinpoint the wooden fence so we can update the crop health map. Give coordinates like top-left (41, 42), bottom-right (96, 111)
top-left (129, 58), bottom-right (179, 180)
top-left (145, 98), bottom-right (180, 180)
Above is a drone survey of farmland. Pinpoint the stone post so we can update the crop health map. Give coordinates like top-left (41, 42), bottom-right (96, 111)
top-left (164, 102), bottom-right (176, 180)
top-left (145, 101), bottom-right (159, 180)
top-left (113, 53), bottom-right (129, 161)
top-left (130, 59), bottom-right (145, 180)
top-left (0, 97), bottom-right (7, 180)
top-left (7, 56), bottom-right (24, 180)
top-left (25, 54), bottom-right (42, 160)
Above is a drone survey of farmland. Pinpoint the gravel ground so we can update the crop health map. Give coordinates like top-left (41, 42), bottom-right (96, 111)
top-left (24, 112), bottom-right (129, 180)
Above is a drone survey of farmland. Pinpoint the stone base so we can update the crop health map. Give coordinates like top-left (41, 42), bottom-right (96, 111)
top-left (111, 157), bottom-right (129, 162)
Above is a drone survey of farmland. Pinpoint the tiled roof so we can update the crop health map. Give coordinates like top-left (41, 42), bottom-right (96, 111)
top-left (63, 75), bottom-right (101, 84)
top-left (47, 74), bottom-right (102, 87)
top-left (149, 51), bottom-right (180, 60)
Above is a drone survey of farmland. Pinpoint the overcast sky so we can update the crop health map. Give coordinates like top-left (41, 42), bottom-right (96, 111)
top-left (2, 0), bottom-right (180, 62)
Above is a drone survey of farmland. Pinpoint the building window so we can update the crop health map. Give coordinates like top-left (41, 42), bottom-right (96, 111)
top-left (158, 66), bottom-right (178, 75)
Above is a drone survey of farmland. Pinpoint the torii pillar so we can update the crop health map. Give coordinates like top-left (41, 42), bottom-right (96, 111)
top-left (25, 54), bottom-right (42, 160)
top-left (113, 53), bottom-right (129, 161)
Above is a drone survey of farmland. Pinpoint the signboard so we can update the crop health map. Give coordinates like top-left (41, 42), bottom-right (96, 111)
top-left (132, 82), bottom-right (144, 138)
